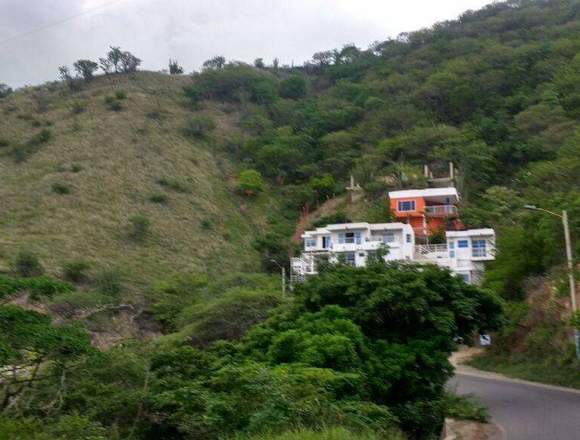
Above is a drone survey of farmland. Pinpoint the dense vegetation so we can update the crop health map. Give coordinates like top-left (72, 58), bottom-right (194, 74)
top-left (1, 0), bottom-right (580, 438)
top-left (0, 264), bottom-right (500, 439)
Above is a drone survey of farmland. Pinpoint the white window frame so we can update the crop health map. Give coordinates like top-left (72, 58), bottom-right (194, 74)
top-left (472, 239), bottom-right (487, 257)
top-left (398, 200), bottom-right (416, 212)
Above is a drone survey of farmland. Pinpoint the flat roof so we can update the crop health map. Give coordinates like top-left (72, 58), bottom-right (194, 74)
top-left (302, 222), bottom-right (412, 238)
top-left (446, 229), bottom-right (495, 238)
top-left (388, 187), bottom-right (459, 200)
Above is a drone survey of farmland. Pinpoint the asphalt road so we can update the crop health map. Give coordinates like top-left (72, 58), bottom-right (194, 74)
top-left (449, 371), bottom-right (580, 440)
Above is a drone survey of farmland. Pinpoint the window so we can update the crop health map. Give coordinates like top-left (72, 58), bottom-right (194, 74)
top-left (457, 273), bottom-right (470, 283)
top-left (398, 200), bottom-right (416, 212)
top-left (305, 238), bottom-right (316, 248)
top-left (457, 240), bottom-right (469, 248)
top-left (322, 236), bottom-right (331, 249)
top-left (345, 252), bottom-right (355, 266)
top-left (383, 232), bottom-right (395, 243)
top-left (472, 239), bottom-right (487, 257)
top-left (406, 234), bottom-right (412, 243)
top-left (339, 232), bottom-right (362, 244)
top-left (448, 241), bottom-right (455, 258)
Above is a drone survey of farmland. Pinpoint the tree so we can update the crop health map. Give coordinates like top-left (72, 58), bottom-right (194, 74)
top-left (0, 305), bottom-right (92, 412)
top-left (253, 58), bottom-right (265, 69)
top-left (169, 58), bottom-right (184, 74)
top-left (58, 66), bottom-right (78, 91)
top-left (237, 169), bottom-right (266, 196)
top-left (312, 50), bottom-right (334, 67)
top-left (203, 55), bottom-right (226, 70)
top-left (0, 83), bottom-right (12, 99)
top-left (73, 59), bottom-right (98, 81)
top-left (279, 75), bottom-right (307, 99)
top-left (105, 46), bottom-right (123, 73)
top-left (119, 51), bottom-right (141, 73)
top-left (12, 250), bottom-right (43, 277)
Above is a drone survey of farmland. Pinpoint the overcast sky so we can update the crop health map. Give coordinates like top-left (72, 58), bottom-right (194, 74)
top-left (0, 0), bottom-right (493, 88)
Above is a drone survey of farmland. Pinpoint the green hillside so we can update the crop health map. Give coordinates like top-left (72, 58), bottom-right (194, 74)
top-left (0, 72), bottom-right (274, 286)
top-left (1, 1), bottom-right (580, 439)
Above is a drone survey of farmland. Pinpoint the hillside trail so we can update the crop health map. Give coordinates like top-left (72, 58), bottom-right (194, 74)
top-left (291, 194), bottom-right (349, 244)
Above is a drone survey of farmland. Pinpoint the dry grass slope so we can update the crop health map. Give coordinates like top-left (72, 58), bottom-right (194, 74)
top-left (0, 72), bottom-right (263, 288)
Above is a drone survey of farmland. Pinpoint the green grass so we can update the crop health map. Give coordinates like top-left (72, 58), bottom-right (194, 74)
top-left (442, 392), bottom-right (489, 422)
top-left (232, 427), bottom-right (405, 440)
top-left (468, 353), bottom-right (580, 389)
top-left (0, 72), bottom-right (267, 292)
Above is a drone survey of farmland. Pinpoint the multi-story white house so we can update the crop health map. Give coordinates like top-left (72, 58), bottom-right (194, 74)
top-left (291, 223), bottom-right (495, 285)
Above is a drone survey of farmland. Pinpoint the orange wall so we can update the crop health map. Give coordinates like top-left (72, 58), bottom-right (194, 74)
top-left (390, 197), bottom-right (425, 216)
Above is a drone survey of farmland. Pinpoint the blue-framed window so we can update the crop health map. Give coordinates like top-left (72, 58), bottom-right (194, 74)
top-left (322, 236), bottom-right (331, 249)
top-left (472, 239), bottom-right (487, 257)
top-left (406, 234), bottom-right (412, 243)
top-left (398, 200), bottom-right (416, 212)
top-left (457, 240), bottom-right (469, 248)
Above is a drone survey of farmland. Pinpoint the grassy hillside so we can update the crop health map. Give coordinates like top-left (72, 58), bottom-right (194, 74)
top-left (0, 72), bottom-right (270, 287)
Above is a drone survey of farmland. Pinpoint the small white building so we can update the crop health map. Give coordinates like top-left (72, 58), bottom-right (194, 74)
top-left (292, 223), bottom-right (495, 285)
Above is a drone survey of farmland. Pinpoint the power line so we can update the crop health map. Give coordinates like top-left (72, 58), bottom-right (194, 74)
top-left (0, 0), bottom-right (127, 46)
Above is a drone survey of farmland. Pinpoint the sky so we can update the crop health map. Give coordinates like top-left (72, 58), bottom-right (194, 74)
top-left (0, 0), bottom-right (493, 88)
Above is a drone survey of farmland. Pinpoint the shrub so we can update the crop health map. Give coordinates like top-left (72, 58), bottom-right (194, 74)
top-left (52, 182), bottom-right (71, 195)
top-left (279, 75), bottom-right (307, 99)
top-left (62, 261), bottom-right (91, 283)
top-left (25, 276), bottom-right (74, 300)
top-left (12, 250), bottom-right (44, 277)
top-left (128, 214), bottom-right (151, 242)
top-left (237, 169), bottom-right (265, 196)
top-left (149, 193), bottom-right (168, 204)
top-left (156, 177), bottom-right (191, 193)
top-left (71, 101), bottom-right (87, 115)
top-left (200, 218), bottom-right (213, 230)
top-left (0, 139), bottom-right (9, 147)
top-left (95, 269), bottom-right (123, 296)
top-left (115, 90), bottom-right (127, 100)
top-left (108, 100), bottom-right (123, 112)
top-left (442, 393), bottom-right (489, 422)
top-left (183, 115), bottom-right (216, 138)
top-left (71, 164), bottom-right (83, 173)
top-left (30, 129), bottom-right (52, 145)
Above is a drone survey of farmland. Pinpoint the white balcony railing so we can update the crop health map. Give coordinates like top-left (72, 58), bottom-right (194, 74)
top-left (414, 244), bottom-right (448, 260)
top-left (424, 205), bottom-right (458, 216)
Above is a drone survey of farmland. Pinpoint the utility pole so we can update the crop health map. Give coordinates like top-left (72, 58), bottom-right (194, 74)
top-left (524, 205), bottom-right (579, 359)
top-left (270, 259), bottom-right (286, 296)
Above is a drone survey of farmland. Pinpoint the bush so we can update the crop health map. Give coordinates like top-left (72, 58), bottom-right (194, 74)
top-left (149, 193), bottom-right (169, 204)
top-left (71, 102), bottom-right (86, 115)
top-left (24, 276), bottom-right (74, 300)
top-left (71, 164), bottom-right (83, 173)
top-left (279, 75), bottom-right (307, 99)
top-left (442, 393), bottom-right (489, 422)
top-left (128, 214), bottom-right (151, 242)
top-left (94, 269), bottom-right (123, 296)
top-left (62, 261), bottom-right (91, 283)
top-left (200, 218), bottom-right (213, 230)
top-left (0, 138), bottom-right (10, 147)
top-left (115, 90), bottom-right (127, 100)
top-left (13, 250), bottom-right (44, 277)
top-left (156, 177), bottom-right (191, 193)
top-left (237, 169), bottom-right (266, 196)
top-left (108, 100), bottom-right (123, 112)
top-left (52, 182), bottom-right (71, 195)
top-left (183, 115), bottom-right (216, 138)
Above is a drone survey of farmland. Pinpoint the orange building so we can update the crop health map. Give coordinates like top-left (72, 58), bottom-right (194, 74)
top-left (388, 187), bottom-right (461, 238)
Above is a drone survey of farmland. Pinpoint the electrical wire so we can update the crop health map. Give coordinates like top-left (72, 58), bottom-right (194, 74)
top-left (0, 0), bottom-right (127, 46)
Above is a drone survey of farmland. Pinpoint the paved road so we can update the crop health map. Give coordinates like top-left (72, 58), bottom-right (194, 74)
top-left (449, 371), bottom-right (580, 440)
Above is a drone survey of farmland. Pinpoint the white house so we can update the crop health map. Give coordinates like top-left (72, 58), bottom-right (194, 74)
top-left (291, 223), bottom-right (495, 285)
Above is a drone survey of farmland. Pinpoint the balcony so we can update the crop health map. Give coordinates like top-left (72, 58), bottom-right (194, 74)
top-left (424, 205), bottom-right (458, 217)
